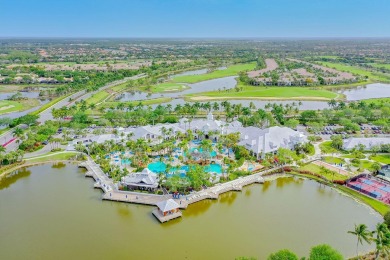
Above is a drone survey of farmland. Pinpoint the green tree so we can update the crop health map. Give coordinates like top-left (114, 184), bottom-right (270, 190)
top-left (348, 224), bottom-right (373, 259)
top-left (372, 223), bottom-right (390, 259)
top-left (267, 249), bottom-right (298, 260)
top-left (308, 244), bottom-right (343, 260)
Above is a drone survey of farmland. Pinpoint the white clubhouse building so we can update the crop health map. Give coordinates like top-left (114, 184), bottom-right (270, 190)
top-left (69, 113), bottom-right (307, 158)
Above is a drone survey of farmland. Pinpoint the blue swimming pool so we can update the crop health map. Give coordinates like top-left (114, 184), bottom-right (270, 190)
top-left (188, 148), bottom-right (217, 157)
top-left (148, 162), bottom-right (222, 175)
top-left (148, 161), bottom-right (167, 173)
top-left (204, 164), bottom-right (222, 174)
top-left (122, 159), bottom-right (131, 165)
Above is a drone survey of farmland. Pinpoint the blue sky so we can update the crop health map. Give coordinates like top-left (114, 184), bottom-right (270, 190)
top-left (1, 0), bottom-right (389, 37)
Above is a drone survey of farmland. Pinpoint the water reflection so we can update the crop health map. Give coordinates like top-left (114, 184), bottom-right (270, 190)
top-left (0, 168), bottom-right (31, 190)
top-left (339, 83), bottom-right (390, 101)
top-left (183, 199), bottom-right (215, 217)
top-left (219, 191), bottom-right (238, 205)
top-left (52, 162), bottom-right (66, 169)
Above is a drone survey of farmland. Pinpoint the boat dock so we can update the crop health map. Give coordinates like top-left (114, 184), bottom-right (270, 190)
top-left (79, 160), bottom-right (281, 223)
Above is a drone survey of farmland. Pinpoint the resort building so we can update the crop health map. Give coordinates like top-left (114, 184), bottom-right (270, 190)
top-left (68, 113), bottom-right (307, 159)
top-left (237, 126), bottom-right (308, 159)
top-left (342, 137), bottom-right (390, 151)
top-left (120, 168), bottom-right (159, 191)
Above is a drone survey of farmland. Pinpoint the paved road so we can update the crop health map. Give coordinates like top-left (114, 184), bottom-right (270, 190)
top-left (2, 73), bottom-right (146, 153)
top-left (38, 73), bottom-right (146, 123)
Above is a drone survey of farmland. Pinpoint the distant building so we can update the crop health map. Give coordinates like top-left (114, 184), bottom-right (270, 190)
top-left (343, 138), bottom-right (390, 151)
top-left (68, 113), bottom-right (307, 159)
top-left (121, 168), bottom-right (158, 191)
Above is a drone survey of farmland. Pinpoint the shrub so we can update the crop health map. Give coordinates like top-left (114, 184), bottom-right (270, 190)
top-left (268, 249), bottom-right (298, 260)
top-left (384, 211), bottom-right (390, 228)
top-left (308, 244), bottom-right (343, 260)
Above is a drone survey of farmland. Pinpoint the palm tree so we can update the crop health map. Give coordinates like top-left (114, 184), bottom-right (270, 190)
top-left (372, 223), bottom-right (390, 259)
top-left (348, 224), bottom-right (373, 259)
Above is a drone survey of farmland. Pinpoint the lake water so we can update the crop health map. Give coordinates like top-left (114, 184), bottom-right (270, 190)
top-left (116, 76), bottom-right (330, 110)
top-left (0, 91), bottom-right (40, 100)
top-left (170, 67), bottom-right (227, 78)
top-left (117, 76), bottom-right (238, 102)
top-left (0, 163), bottom-right (381, 259)
top-left (339, 83), bottom-right (390, 101)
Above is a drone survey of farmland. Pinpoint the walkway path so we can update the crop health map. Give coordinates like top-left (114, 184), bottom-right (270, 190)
top-left (79, 160), bottom-right (280, 209)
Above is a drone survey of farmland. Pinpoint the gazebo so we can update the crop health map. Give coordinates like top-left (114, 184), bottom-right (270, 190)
top-left (152, 199), bottom-right (182, 223)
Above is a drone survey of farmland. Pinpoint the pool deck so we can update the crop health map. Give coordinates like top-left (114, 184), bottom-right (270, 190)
top-left (79, 160), bottom-right (282, 222)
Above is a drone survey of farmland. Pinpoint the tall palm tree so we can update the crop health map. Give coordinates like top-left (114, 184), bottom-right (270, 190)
top-left (372, 223), bottom-right (390, 259)
top-left (348, 224), bottom-right (372, 259)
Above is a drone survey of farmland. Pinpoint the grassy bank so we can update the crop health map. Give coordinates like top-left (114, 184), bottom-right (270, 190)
top-left (150, 83), bottom-right (188, 93)
top-left (320, 61), bottom-right (390, 82)
top-left (0, 99), bottom-right (40, 115)
top-left (171, 62), bottom-right (256, 83)
top-left (289, 170), bottom-right (389, 216)
top-left (337, 185), bottom-right (390, 216)
top-left (370, 154), bottom-right (390, 164)
top-left (25, 151), bottom-right (80, 164)
top-left (186, 83), bottom-right (338, 101)
top-left (30, 93), bottom-right (73, 116)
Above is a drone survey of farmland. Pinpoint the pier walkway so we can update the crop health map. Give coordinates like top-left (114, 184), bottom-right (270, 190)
top-left (80, 160), bottom-right (281, 209)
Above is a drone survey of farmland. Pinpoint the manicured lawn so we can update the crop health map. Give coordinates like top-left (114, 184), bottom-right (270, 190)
top-left (30, 93), bottom-right (73, 115)
top-left (363, 97), bottom-right (390, 106)
top-left (369, 63), bottom-right (390, 70)
top-left (300, 163), bottom-right (348, 180)
top-left (171, 62), bottom-right (256, 83)
top-left (370, 154), bottom-right (390, 164)
top-left (0, 99), bottom-right (40, 115)
top-left (349, 159), bottom-right (375, 171)
top-left (319, 141), bottom-right (340, 154)
top-left (187, 84), bottom-right (338, 101)
top-left (323, 156), bottom-right (345, 165)
top-left (320, 61), bottom-right (390, 82)
top-left (86, 90), bottom-right (111, 104)
top-left (25, 152), bottom-right (80, 163)
top-left (151, 83), bottom-right (188, 93)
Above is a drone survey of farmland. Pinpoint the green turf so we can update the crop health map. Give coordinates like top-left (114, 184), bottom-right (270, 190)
top-left (370, 154), bottom-right (390, 164)
top-left (300, 163), bottom-right (349, 180)
top-left (171, 62), bottom-right (256, 83)
top-left (320, 61), bottom-right (390, 82)
top-left (86, 90), bottom-right (111, 105)
top-left (25, 152), bottom-right (80, 163)
top-left (0, 99), bottom-right (40, 115)
top-left (369, 63), bottom-right (390, 70)
top-left (323, 156), bottom-right (345, 165)
top-left (187, 82), bottom-right (338, 101)
top-left (319, 141), bottom-right (340, 154)
top-left (150, 83), bottom-right (188, 93)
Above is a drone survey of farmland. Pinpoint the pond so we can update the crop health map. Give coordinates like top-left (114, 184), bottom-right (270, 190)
top-left (339, 83), bottom-right (390, 101)
top-left (116, 76), bottom-right (238, 102)
top-left (0, 163), bottom-right (381, 259)
top-left (169, 67), bottom-right (227, 79)
top-left (0, 91), bottom-right (40, 100)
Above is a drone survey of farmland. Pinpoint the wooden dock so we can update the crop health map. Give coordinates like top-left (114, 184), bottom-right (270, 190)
top-left (80, 159), bottom-right (283, 223)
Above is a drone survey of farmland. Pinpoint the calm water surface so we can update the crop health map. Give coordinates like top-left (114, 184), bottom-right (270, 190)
top-left (0, 163), bottom-right (381, 259)
top-left (339, 83), bottom-right (390, 101)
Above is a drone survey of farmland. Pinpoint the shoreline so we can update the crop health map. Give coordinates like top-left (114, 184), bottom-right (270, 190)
top-left (1, 159), bottom-right (387, 219)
